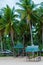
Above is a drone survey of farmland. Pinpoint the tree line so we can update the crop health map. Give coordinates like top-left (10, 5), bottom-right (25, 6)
top-left (0, 0), bottom-right (43, 53)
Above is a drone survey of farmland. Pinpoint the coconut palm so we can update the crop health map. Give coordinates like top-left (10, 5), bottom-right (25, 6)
top-left (0, 11), bottom-right (6, 51)
top-left (40, 3), bottom-right (43, 50)
top-left (36, 3), bottom-right (43, 50)
top-left (2, 5), bottom-right (18, 55)
top-left (16, 0), bottom-right (39, 45)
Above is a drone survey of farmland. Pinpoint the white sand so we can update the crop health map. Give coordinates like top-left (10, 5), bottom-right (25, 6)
top-left (0, 56), bottom-right (43, 65)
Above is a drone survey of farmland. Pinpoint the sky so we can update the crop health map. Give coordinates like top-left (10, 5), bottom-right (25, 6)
top-left (0, 0), bottom-right (43, 9)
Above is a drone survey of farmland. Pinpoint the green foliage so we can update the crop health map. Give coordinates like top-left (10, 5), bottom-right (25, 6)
top-left (0, 0), bottom-right (43, 56)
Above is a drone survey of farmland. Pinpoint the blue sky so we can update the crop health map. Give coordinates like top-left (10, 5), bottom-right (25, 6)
top-left (0, 0), bottom-right (43, 9)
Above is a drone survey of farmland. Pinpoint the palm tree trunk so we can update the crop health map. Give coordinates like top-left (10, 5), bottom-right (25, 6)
top-left (42, 25), bottom-right (43, 48)
top-left (0, 32), bottom-right (3, 51)
top-left (10, 27), bottom-right (14, 56)
top-left (23, 34), bottom-right (24, 56)
top-left (23, 34), bottom-right (24, 46)
top-left (27, 20), bottom-right (33, 45)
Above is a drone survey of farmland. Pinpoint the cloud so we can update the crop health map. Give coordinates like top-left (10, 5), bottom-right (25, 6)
top-left (0, 0), bottom-right (43, 9)
top-left (33, 0), bottom-right (43, 4)
top-left (0, 0), bottom-right (19, 9)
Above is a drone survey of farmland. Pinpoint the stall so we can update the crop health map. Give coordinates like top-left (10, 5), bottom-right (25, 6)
top-left (25, 45), bottom-right (41, 61)
top-left (14, 42), bottom-right (24, 56)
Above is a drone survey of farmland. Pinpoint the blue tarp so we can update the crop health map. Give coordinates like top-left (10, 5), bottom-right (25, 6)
top-left (14, 42), bottom-right (24, 48)
top-left (0, 50), bottom-right (12, 54)
top-left (25, 45), bottom-right (39, 52)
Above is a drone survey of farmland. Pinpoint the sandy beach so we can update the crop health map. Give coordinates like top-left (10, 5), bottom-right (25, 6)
top-left (0, 57), bottom-right (43, 65)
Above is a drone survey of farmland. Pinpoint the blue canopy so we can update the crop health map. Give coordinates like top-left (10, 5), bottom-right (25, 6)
top-left (14, 42), bottom-right (24, 48)
top-left (25, 45), bottom-right (39, 52)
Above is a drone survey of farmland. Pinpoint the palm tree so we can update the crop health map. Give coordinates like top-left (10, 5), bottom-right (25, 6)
top-left (0, 12), bottom-right (5, 51)
top-left (33, 2), bottom-right (43, 50)
top-left (2, 5), bottom-right (18, 55)
top-left (36, 3), bottom-right (43, 50)
top-left (40, 3), bottom-right (43, 50)
top-left (16, 0), bottom-right (39, 45)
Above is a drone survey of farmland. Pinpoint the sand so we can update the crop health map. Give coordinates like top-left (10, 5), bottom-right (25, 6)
top-left (0, 56), bottom-right (43, 65)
